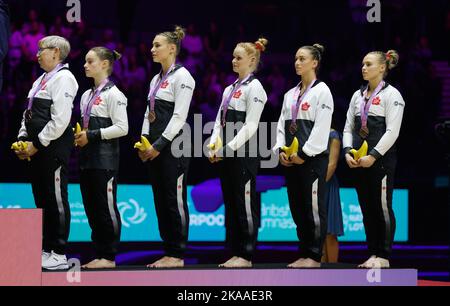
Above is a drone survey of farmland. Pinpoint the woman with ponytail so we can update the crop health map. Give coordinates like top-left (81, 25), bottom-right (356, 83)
top-left (138, 26), bottom-right (195, 269)
top-left (343, 50), bottom-right (404, 268)
top-left (273, 44), bottom-right (334, 268)
top-left (75, 47), bottom-right (129, 269)
top-left (209, 38), bottom-right (269, 268)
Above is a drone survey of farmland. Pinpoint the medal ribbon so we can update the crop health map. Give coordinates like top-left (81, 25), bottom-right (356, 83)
top-left (148, 63), bottom-right (176, 113)
top-left (221, 73), bottom-right (253, 126)
top-left (83, 78), bottom-right (110, 129)
top-left (360, 81), bottom-right (385, 129)
top-left (27, 63), bottom-right (64, 110)
top-left (290, 79), bottom-right (316, 130)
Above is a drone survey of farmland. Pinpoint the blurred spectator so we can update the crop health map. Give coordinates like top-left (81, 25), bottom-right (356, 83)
top-left (414, 36), bottom-right (433, 61)
top-left (137, 42), bottom-right (152, 78)
top-left (68, 21), bottom-right (93, 96)
top-left (9, 22), bottom-right (23, 55)
top-left (199, 88), bottom-right (221, 123)
top-left (22, 9), bottom-right (46, 35)
top-left (181, 24), bottom-right (203, 75)
top-left (266, 64), bottom-right (287, 108)
top-left (204, 22), bottom-right (224, 63)
top-left (21, 21), bottom-right (45, 62)
top-left (102, 29), bottom-right (117, 51)
top-left (49, 16), bottom-right (71, 38)
top-left (123, 52), bottom-right (146, 91)
top-left (183, 24), bottom-right (203, 55)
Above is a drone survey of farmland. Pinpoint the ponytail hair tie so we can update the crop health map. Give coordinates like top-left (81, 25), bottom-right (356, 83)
top-left (255, 42), bottom-right (264, 52)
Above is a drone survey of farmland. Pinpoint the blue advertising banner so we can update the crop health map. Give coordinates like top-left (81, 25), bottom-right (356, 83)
top-left (0, 184), bottom-right (408, 242)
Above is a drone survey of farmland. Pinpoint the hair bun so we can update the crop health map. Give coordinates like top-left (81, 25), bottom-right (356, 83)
top-left (313, 43), bottom-right (325, 55)
top-left (113, 50), bottom-right (122, 61)
top-left (173, 25), bottom-right (186, 41)
top-left (255, 37), bottom-right (269, 52)
top-left (385, 50), bottom-right (399, 70)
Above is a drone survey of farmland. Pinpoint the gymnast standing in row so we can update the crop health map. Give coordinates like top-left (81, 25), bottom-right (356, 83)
top-left (343, 50), bottom-right (404, 268)
top-left (75, 47), bottom-right (129, 269)
top-left (209, 38), bottom-right (269, 268)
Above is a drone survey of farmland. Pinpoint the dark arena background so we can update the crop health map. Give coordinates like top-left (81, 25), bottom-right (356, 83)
top-left (0, 0), bottom-right (449, 288)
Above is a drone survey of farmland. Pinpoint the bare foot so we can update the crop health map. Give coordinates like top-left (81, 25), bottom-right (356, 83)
top-left (220, 257), bottom-right (252, 268)
top-left (288, 258), bottom-right (321, 268)
top-left (287, 258), bottom-right (305, 268)
top-left (358, 256), bottom-right (377, 268)
top-left (359, 257), bottom-right (390, 269)
top-left (82, 259), bottom-right (100, 269)
top-left (83, 259), bottom-right (116, 269)
top-left (147, 257), bottom-right (184, 268)
top-left (147, 257), bottom-right (168, 268)
top-left (219, 257), bottom-right (238, 268)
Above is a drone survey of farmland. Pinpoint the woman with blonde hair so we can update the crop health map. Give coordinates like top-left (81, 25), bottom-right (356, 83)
top-left (209, 38), bottom-right (269, 268)
top-left (138, 26), bottom-right (196, 269)
top-left (343, 50), bottom-right (404, 268)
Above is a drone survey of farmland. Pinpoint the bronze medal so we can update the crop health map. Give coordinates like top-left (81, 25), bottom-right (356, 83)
top-left (148, 110), bottom-right (156, 123)
top-left (25, 110), bottom-right (33, 123)
top-left (289, 123), bottom-right (298, 135)
top-left (359, 126), bottom-right (369, 139)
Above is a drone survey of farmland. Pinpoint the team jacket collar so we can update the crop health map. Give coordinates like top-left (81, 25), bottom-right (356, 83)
top-left (359, 81), bottom-right (390, 96)
top-left (296, 79), bottom-right (322, 90)
top-left (157, 64), bottom-right (183, 79)
top-left (90, 80), bottom-right (115, 93)
top-left (231, 74), bottom-right (257, 87)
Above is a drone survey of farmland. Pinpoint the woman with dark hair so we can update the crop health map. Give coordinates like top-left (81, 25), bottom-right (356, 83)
top-left (75, 47), bottom-right (128, 269)
top-left (343, 50), bottom-right (404, 268)
top-left (273, 44), bottom-right (334, 268)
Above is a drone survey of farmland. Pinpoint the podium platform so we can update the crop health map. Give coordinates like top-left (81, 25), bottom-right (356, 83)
top-left (42, 266), bottom-right (418, 286)
top-left (0, 209), bottom-right (419, 286)
top-left (0, 209), bottom-right (42, 286)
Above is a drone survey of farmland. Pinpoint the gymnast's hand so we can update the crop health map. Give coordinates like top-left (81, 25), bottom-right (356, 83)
top-left (75, 131), bottom-right (89, 148)
top-left (279, 152), bottom-right (293, 167)
top-left (358, 155), bottom-right (376, 168)
top-left (345, 153), bottom-right (360, 168)
top-left (289, 153), bottom-right (305, 165)
top-left (138, 146), bottom-right (160, 162)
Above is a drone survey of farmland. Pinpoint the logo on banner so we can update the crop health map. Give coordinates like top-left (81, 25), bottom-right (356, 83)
top-left (118, 199), bottom-right (147, 228)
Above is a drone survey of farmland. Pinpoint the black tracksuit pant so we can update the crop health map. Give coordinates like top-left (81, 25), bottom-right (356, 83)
top-left (80, 169), bottom-right (121, 261)
top-left (29, 153), bottom-right (70, 255)
top-left (219, 157), bottom-right (260, 261)
top-left (353, 157), bottom-right (397, 259)
top-left (147, 149), bottom-right (190, 259)
top-left (285, 155), bottom-right (328, 263)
